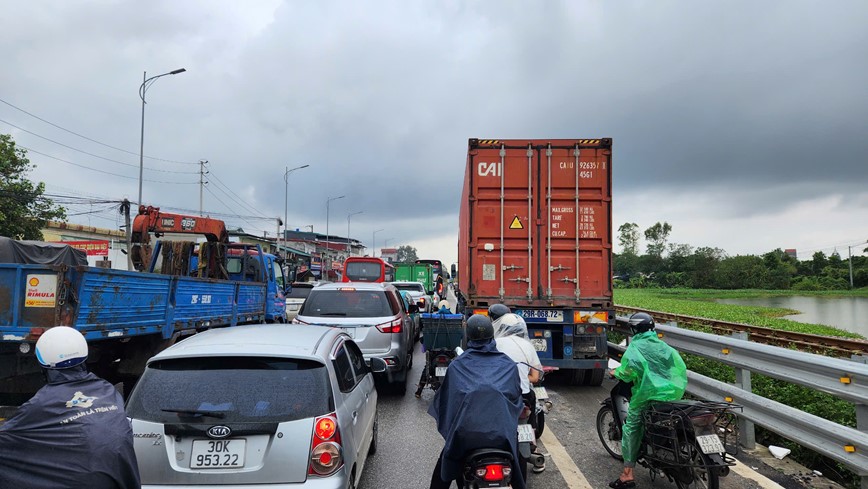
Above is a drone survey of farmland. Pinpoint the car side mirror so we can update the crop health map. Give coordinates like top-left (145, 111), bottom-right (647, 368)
top-left (369, 357), bottom-right (387, 373)
top-left (416, 300), bottom-right (425, 309)
top-left (408, 304), bottom-right (420, 314)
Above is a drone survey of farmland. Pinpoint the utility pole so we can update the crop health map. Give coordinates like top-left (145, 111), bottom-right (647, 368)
top-left (199, 160), bottom-right (208, 216)
top-left (850, 245), bottom-right (855, 289)
top-left (276, 218), bottom-right (283, 257)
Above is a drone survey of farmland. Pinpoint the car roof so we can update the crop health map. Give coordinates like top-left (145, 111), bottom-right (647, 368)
top-left (314, 281), bottom-right (394, 291)
top-left (148, 324), bottom-right (343, 363)
top-left (391, 281), bottom-right (424, 287)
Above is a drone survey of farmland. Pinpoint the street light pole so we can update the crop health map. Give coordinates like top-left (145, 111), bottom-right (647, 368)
top-left (325, 195), bottom-right (345, 275)
top-left (347, 211), bottom-right (363, 257)
top-left (282, 164), bottom-right (309, 257)
top-left (138, 67), bottom-right (186, 206)
top-left (373, 228), bottom-right (384, 258)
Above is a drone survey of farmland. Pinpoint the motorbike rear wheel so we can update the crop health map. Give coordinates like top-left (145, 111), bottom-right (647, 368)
top-left (595, 405), bottom-right (624, 461)
top-left (535, 410), bottom-right (545, 439)
top-left (673, 440), bottom-right (720, 489)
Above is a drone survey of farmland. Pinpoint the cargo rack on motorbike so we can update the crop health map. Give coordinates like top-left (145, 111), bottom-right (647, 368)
top-left (420, 313), bottom-right (465, 351)
top-left (642, 400), bottom-right (741, 467)
top-left (415, 313), bottom-right (465, 397)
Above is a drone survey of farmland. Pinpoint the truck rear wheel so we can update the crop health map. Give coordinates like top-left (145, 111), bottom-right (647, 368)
top-left (586, 368), bottom-right (605, 386)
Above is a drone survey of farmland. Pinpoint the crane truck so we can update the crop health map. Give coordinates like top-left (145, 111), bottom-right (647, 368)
top-left (0, 205), bottom-right (287, 404)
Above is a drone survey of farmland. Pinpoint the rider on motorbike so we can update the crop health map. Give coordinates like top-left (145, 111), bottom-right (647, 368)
top-left (0, 326), bottom-right (141, 488)
top-left (609, 313), bottom-right (688, 489)
top-left (487, 303), bottom-right (510, 323)
top-left (493, 312), bottom-right (546, 473)
top-left (428, 314), bottom-right (525, 489)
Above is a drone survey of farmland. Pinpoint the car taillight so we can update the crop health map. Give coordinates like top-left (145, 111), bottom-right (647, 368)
top-left (309, 414), bottom-right (343, 476)
top-left (376, 318), bottom-right (402, 333)
top-left (476, 464), bottom-right (508, 481)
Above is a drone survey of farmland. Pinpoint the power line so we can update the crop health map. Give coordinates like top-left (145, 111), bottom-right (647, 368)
top-left (0, 118), bottom-right (198, 174)
top-left (0, 96), bottom-right (199, 165)
top-left (208, 169), bottom-right (270, 219)
top-left (19, 146), bottom-right (198, 185)
top-left (204, 185), bottom-right (263, 232)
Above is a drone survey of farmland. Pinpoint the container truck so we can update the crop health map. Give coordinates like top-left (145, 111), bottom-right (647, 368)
top-left (0, 207), bottom-right (287, 404)
top-left (457, 138), bottom-right (614, 385)
top-left (394, 262), bottom-right (435, 295)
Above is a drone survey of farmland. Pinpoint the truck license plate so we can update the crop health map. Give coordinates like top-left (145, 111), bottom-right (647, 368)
top-left (191, 439), bottom-right (246, 468)
top-left (530, 338), bottom-right (548, 352)
top-left (517, 310), bottom-right (564, 322)
top-left (435, 366), bottom-right (448, 377)
top-left (517, 424), bottom-right (535, 443)
top-left (695, 434), bottom-right (725, 455)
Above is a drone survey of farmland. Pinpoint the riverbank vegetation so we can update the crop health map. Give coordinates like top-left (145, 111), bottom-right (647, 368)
top-left (614, 221), bottom-right (868, 290)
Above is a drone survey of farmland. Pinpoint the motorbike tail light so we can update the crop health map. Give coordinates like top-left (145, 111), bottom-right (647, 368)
top-left (308, 414), bottom-right (343, 476)
top-left (376, 318), bottom-right (403, 333)
top-left (482, 464), bottom-right (506, 481)
top-left (690, 413), bottom-right (717, 428)
top-left (435, 355), bottom-right (450, 365)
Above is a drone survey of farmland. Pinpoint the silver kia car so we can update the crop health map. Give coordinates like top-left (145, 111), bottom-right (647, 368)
top-left (293, 282), bottom-right (415, 395)
top-left (126, 324), bottom-right (383, 488)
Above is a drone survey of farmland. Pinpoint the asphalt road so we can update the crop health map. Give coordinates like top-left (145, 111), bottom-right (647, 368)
top-left (359, 286), bottom-right (784, 488)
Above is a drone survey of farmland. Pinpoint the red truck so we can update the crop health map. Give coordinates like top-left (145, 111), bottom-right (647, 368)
top-left (457, 138), bottom-right (614, 385)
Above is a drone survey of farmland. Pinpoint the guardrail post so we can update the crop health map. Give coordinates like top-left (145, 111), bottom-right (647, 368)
top-left (732, 331), bottom-right (756, 449)
top-left (851, 354), bottom-right (868, 489)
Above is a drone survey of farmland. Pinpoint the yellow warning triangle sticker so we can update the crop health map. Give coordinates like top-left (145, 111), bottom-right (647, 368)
top-left (509, 216), bottom-right (523, 229)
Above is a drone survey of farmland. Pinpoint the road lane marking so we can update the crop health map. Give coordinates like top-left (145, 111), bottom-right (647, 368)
top-left (729, 458), bottom-right (785, 489)
top-left (539, 428), bottom-right (593, 489)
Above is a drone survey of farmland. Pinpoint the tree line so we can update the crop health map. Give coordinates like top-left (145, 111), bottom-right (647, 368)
top-left (615, 222), bottom-right (868, 290)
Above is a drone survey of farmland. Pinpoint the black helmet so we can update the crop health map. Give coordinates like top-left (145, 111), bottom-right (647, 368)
top-left (466, 314), bottom-right (494, 342)
top-left (628, 312), bottom-right (655, 335)
top-left (487, 304), bottom-right (510, 322)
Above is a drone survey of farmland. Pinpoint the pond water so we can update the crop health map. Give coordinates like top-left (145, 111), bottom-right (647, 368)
top-left (716, 296), bottom-right (868, 337)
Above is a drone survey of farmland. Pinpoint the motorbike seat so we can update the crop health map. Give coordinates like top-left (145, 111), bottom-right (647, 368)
top-left (465, 448), bottom-right (515, 464)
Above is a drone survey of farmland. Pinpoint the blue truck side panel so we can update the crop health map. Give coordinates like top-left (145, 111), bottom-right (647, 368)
top-left (0, 263), bottom-right (277, 344)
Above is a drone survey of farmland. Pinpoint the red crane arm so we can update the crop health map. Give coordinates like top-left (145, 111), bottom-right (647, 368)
top-left (131, 206), bottom-right (229, 244)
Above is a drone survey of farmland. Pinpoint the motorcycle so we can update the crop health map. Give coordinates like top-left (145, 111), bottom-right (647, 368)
top-left (517, 363), bottom-right (548, 476)
top-left (596, 381), bottom-right (740, 489)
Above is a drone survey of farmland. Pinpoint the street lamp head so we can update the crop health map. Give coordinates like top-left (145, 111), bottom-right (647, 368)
top-left (169, 68), bottom-right (187, 75)
top-left (299, 164), bottom-right (310, 169)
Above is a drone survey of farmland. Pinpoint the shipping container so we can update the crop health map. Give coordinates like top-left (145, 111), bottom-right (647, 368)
top-left (457, 138), bottom-right (614, 385)
top-left (394, 263), bottom-right (435, 295)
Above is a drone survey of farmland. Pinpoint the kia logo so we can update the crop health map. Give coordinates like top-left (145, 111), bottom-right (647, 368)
top-left (207, 425), bottom-right (231, 438)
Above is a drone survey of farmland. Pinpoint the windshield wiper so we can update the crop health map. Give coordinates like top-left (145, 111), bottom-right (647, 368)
top-left (162, 408), bottom-right (226, 419)
top-left (319, 312), bottom-right (348, 316)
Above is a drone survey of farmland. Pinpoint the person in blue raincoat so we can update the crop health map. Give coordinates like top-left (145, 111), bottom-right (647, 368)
top-left (427, 314), bottom-right (525, 489)
top-left (609, 313), bottom-right (687, 489)
top-left (0, 326), bottom-right (141, 489)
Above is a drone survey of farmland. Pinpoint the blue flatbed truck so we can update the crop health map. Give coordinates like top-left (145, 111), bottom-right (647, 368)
top-left (0, 237), bottom-right (287, 403)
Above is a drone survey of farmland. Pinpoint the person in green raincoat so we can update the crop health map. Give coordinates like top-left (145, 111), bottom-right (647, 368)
top-left (609, 312), bottom-right (688, 489)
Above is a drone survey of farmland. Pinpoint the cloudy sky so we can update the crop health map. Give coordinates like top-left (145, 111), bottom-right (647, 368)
top-left (2, 0), bottom-right (867, 266)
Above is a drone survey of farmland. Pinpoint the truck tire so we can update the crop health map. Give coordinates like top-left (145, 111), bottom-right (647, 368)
top-left (569, 369), bottom-right (588, 386)
top-left (586, 368), bottom-right (605, 387)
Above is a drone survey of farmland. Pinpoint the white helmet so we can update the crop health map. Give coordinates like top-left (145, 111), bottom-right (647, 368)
top-left (493, 313), bottom-right (529, 339)
top-left (438, 300), bottom-right (450, 310)
top-left (35, 326), bottom-right (88, 369)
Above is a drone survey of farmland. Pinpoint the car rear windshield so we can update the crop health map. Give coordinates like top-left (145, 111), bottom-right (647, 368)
top-left (287, 286), bottom-right (313, 299)
top-left (301, 289), bottom-right (394, 317)
top-left (394, 284), bottom-right (424, 293)
top-left (126, 356), bottom-right (334, 424)
top-left (345, 261), bottom-right (382, 282)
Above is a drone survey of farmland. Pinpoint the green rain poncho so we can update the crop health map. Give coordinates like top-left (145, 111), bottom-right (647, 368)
top-left (613, 330), bottom-right (688, 465)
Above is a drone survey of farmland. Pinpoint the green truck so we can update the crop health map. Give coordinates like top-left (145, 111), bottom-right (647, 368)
top-left (394, 262), bottom-right (435, 295)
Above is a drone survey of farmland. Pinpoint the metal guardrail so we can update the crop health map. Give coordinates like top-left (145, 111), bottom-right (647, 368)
top-left (611, 318), bottom-right (868, 480)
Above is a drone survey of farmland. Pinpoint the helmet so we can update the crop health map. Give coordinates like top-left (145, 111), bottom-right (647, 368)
top-left (438, 300), bottom-right (450, 310)
top-left (466, 314), bottom-right (494, 342)
top-left (487, 304), bottom-right (510, 322)
top-left (35, 326), bottom-right (88, 369)
top-left (493, 313), bottom-right (529, 339)
top-left (628, 312), bottom-right (655, 335)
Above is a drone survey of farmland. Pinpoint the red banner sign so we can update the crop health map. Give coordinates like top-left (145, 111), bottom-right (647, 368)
top-left (57, 240), bottom-right (110, 256)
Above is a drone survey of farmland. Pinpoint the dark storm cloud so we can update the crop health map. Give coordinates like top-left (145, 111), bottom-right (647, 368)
top-left (1, 0), bottom-right (866, 246)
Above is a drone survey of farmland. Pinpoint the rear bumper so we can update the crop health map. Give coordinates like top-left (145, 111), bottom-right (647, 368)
top-left (143, 465), bottom-right (350, 488)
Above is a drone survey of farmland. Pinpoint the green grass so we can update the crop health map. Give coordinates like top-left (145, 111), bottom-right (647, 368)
top-left (614, 288), bottom-right (863, 339)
